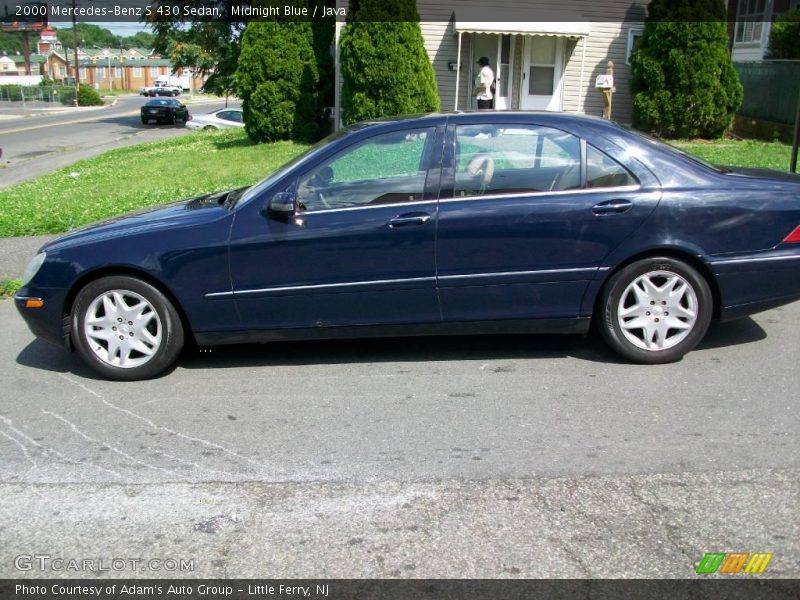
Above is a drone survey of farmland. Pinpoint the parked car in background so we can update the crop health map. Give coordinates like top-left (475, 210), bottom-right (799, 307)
top-left (140, 98), bottom-right (189, 125)
top-left (140, 84), bottom-right (181, 97)
top-left (15, 112), bottom-right (800, 380)
top-left (185, 108), bottom-right (245, 131)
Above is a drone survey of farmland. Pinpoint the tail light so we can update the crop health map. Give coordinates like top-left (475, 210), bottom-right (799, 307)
top-left (783, 225), bottom-right (800, 243)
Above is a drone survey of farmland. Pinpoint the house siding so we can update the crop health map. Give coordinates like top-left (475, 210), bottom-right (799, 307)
top-left (336, 0), bottom-right (648, 124)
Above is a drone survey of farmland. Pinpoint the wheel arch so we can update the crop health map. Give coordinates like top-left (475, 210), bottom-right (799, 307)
top-left (63, 266), bottom-right (195, 347)
top-left (594, 248), bottom-right (721, 320)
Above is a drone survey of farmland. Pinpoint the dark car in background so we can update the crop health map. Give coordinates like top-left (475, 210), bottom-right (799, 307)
top-left (140, 98), bottom-right (189, 125)
top-left (15, 112), bottom-right (800, 380)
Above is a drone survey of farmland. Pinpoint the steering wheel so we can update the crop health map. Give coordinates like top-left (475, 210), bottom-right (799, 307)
top-left (466, 153), bottom-right (495, 192)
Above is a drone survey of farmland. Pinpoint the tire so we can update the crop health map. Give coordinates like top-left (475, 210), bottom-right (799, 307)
top-left (141, 117), bottom-right (148, 125)
top-left (71, 276), bottom-right (185, 381)
top-left (203, 125), bottom-right (216, 131)
top-left (599, 257), bottom-right (712, 364)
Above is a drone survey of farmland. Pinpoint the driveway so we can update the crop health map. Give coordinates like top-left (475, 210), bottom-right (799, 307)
top-left (0, 296), bottom-right (797, 578)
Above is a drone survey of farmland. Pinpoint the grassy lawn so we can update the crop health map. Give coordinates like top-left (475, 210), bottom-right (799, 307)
top-left (671, 139), bottom-right (792, 172)
top-left (0, 130), bottom-right (793, 238)
top-left (0, 130), bottom-right (308, 237)
top-left (1, 278), bottom-right (21, 298)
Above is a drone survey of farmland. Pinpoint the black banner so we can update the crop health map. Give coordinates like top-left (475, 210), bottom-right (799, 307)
top-left (1, 580), bottom-right (800, 600)
top-left (0, 0), bottom-right (727, 24)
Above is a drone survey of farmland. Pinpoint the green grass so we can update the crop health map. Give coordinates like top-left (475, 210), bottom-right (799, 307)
top-left (671, 139), bottom-right (792, 172)
top-left (1, 279), bottom-right (21, 298)
top-left (0, 130), bottom-right (308, 237)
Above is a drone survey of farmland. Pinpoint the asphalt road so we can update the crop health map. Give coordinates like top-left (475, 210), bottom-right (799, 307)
top-left (0, 95), bottom-right (237, 189)
top-left (0, 296), bottom-right (798, 578)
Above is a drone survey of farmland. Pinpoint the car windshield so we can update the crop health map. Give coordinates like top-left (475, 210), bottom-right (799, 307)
top-left (237, 127), bottom-right (351, 206)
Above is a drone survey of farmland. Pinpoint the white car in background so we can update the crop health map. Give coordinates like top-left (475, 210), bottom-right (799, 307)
top-left (185, 108), bottom-right (245, 131)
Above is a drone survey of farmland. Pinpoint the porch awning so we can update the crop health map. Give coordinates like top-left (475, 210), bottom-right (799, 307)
top-left (453, 8), bottom-right (591, 37)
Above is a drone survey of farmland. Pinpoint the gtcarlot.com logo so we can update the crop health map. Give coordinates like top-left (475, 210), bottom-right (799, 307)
top-left (696, 552), bottom-right (773, 575)
top-left (14, 554), bottom-right (194, 573)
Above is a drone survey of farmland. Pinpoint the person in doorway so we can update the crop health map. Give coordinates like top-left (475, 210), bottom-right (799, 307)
top-left (473, 56), bottom-right (494, 110)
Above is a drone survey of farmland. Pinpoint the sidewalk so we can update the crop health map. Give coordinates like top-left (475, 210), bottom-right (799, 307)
top-left (0, 235), bottom-right (57, 280)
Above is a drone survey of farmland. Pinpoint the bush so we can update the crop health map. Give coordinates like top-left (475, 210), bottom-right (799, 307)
top-left (768, 8), bottom-right (800, 59)
top-left (340, 0), bottom-right (440, 125)
top-left (235, 3), bottom-right (327, 143)
top-left (75, 83), bottom-right (103, 106)
top-left (0, 85), bottom-right (24, 101)
top-left (630, 0), bottom-right (742, 139)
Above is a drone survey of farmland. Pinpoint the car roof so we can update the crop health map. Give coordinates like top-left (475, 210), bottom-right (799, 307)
top-left (348, 110), bottom-right (625, 136)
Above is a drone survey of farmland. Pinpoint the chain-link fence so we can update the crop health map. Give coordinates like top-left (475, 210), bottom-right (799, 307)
top-left (0, 85), bottom-right (78, 113)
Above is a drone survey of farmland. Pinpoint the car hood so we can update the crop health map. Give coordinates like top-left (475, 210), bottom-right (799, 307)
top-left (41, 188), bottom-right (243, 253)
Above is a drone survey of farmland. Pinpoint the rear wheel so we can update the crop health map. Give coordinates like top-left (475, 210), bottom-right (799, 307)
top-left (71, 276), bottom-right (184, 381)
top-left (599, 257), bottom-right (712, 364)
top-left (203, 125), bottom-right (216, 131)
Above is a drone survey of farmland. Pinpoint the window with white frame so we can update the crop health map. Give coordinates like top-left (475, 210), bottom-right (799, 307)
top-left (735, 0), bottom-right (766, 43)
top-left (115, 67), bottom-right (122, 77)
top-left (133, 66), bottom-right (142, 77)
top-left (626, 27), bottom-right (643, 64)
top-left (151, 66), bottom-right (159, 75)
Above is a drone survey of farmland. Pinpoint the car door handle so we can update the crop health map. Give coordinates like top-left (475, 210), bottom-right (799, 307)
top-left (389, 212), bottom-right (432, 228)
top-left (592, 199), bottom-right (633, 215)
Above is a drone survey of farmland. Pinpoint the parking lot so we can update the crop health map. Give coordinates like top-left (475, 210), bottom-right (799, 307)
top-left (0, 295), bottom-right (797, 578)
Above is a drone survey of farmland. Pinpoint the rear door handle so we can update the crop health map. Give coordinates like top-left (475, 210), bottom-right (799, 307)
top-left (592, 199), bottom-right (633, 215)
top-left (389, 212), bottom-right (432, 228)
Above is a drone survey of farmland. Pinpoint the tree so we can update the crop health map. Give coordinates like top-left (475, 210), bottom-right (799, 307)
top-left (630, 0), bottom-right (742, 138)
top-left (768, 8), bottom-right (800, 59)
top-left (150, 4), bottom-right (246, 97)
top-left (0, 30), bottom-right (37, 55)
top-left (56, 23), bottom-right (118, 49)
top-left (235, 10), bottom-right (325, 142)
top-left (340, 0), bottom-right (440, 125)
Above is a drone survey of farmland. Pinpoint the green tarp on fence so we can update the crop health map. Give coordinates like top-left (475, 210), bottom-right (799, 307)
top-left (734, 61), bottom-right (800, 125)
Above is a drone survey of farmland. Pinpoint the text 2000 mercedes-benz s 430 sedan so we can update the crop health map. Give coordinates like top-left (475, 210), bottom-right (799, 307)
top-left (16, 112), bottom-right (800, 380)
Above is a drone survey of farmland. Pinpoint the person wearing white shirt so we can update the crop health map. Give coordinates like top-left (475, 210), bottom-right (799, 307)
top-left (473, 56), bottom-right (494, 110)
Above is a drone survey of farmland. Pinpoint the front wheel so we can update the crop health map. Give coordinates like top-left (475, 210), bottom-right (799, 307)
top-left (599, 257), bottom-right (712, 364)
top-left (71, 276), bottom-right (184, 381)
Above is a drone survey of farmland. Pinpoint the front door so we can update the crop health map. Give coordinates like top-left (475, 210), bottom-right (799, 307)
top-left (469, 33), bottom-right (513, 110)
top-left (520, 36), bottom-right (564, 111)
top-left (227, 124), bottom-right (444, 331)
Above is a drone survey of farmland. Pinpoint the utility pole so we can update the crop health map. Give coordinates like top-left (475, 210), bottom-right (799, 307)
top-left (71, 0), bottom-right (80, 105)
top-left (791, 84), bottom-right (800, 174)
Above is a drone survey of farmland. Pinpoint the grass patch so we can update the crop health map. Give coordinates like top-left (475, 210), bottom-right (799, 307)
top-left (0, 131), bottom-right (793, 239)
top-left (0, 129), bottom-right (308, 237)
top-left (1, 278), bottom-right (21, 298)
top-left (671, 139), bottom-right (792, 172)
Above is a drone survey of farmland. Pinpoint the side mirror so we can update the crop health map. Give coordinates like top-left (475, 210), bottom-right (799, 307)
top-left (266, 191), bottom-right (297, 216)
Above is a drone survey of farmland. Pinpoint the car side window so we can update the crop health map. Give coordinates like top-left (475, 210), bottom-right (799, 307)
top-left (586, 145), bottom-right (638, 188)
top-left (218, 110), bottom-right (242, 123)
top-left (296, 128), bottom-right (434, 212)
top-left (454, 125), bottom-right (581, 197)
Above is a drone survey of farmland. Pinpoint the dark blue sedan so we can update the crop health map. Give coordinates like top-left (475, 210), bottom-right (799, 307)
top-left (15, 112), bottom-right (800, 380)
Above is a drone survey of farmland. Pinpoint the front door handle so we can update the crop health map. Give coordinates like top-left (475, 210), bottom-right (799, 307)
top-left (592, 199), bottom-right (633, 215)
top-left (389, 212), bottom-right (432, 228)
